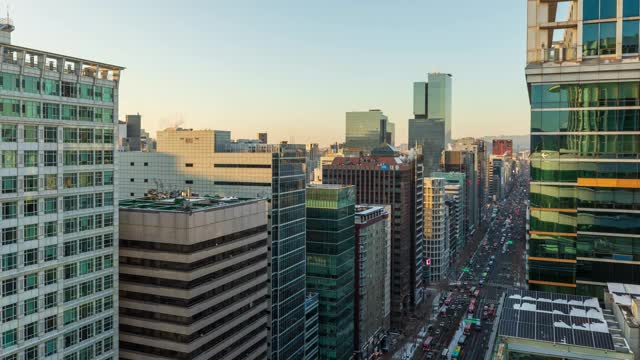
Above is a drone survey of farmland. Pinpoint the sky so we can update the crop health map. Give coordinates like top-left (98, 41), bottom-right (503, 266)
top-left (12, 0), bottom-right (530, 146)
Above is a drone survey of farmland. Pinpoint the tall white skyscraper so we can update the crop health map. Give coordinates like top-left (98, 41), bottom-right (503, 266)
top-left (0, 21), bottom-right (123, 359)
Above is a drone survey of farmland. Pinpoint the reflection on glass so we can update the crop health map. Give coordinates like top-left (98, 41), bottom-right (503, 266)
top-left (624, 0), bottom-right (640, 17)
top-left (623, 21), bottom-right (640, 54)
top-left (600, 22), bottom-right (617, 55)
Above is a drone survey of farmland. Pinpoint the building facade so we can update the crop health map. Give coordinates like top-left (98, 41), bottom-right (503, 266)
top-left (409, 73), bottom-right (452, 176)
top-left (304, 293), bottom-right (319, 360)
top-left (432, 172), bottom-right (466, 252)
top-left (118, 196), bottom-right (269, 360)
top-left (322, 150), bottom-right (424, 329)
top-left (492, 139), bottom-right (513, 157)
top-left (305, 185), bottom-right (355, 360)
top-left (344, 110), bottom-right (394, 156)
top-left (354, 205), bottom-right (390, 359)
top-left (423, 178), bottom-right (449, 283)
top-left (118, 128), bottom-right (308, 360)
top-left (453, 137), bottom-right (487, 226)
top-left (526, 0), bottom-right (640, 297)
top-left (0, 25), bottom-right (122, 359)
top-left (442, 150), bottom-right (478, 235)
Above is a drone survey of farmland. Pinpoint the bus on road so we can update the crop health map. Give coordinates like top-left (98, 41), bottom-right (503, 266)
top-left (422, 336), bottom-right (433, 351)
top-left (452, 346), bottom-right (461, 359)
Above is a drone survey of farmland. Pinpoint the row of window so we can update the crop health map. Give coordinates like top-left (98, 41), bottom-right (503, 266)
top-left (530, 134), bottom-right (640, 157)
top-left (530, 233), bottom-right (640, 262)
top-left (0, 150), bottom-right (114, 169)
top-left (63, 275), bottom-right (114, 305)
top-left (530, 209), bottom-right (640, 234)
top-left (531, 160), bottom-right (640, 182)
top-left (0, 99), bottom-right (114, 123)
top-left (1, 270), bottom-right (58, 297)
top-left (0, 72), bottom-right (113, 102)
top-left (63, 295), bottom-right (113, 329)
top-left (63, 213), bottom-right (115, 235)
top-left (531, 109), bottom-right (640, 133)
top-left (1, 172), bottom-right (113, 196)
top-left (64, 234), bottom-right (114, 257)
top-left (2, 249), bottom-right (110, 273)
top-left (1, 335), bottom-right (113, 360)
top-left (0, 125), bottom-right (114, 144)
top-left (530, 82), bottom-right (640, 108)
top-left (531, 184), bottom-right (640, 210)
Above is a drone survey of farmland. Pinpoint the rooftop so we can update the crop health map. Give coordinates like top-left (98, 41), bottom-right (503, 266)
top-left (497, 289), bottom-right (626, 352)
top-left (119, 195), bottom-right (258, 213)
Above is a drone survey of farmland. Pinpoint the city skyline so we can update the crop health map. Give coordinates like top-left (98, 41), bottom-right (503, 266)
top-left (12, 0), bottom-right (529, 146)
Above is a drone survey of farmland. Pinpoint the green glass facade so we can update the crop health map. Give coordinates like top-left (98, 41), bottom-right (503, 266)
top-left (529, 81), bottom-right (640, 296)
top-left (305, 185), bottom-right (355, 360)
top-left (345, 110), bottom-right (394, 156)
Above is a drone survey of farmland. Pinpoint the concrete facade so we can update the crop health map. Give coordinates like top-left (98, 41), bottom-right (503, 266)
top-left (423, 178), bottom-right (449, 284)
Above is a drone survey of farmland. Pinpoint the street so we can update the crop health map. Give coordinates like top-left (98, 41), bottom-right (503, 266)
top-left (407, 162), bottom-right (529, 360)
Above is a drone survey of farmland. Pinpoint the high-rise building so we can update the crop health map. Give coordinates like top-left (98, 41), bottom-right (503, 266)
top-left (0, 22), bottom-right (122, 359)
top-left (118, 196), bottom-right (269, 359)
top-left (492, 139), bottom-right (513, 157)
top-left (432, 172), bottom-right (466, 253)
top-left (118, 128), bottom-right (308, 359)
top-left (305, 185), bottom-right (355, 360)
top-left (304, 293), bottom-right (319, 360)
top-left (353, 205), bottom-right (390, 359)
top-left (213, 130), bottom-right (231, 152)
top-left (526, 0), bottom-right (640, 296)
top-left (322, 147), bottom-right (424, 328)
top-left (409, 73), bottom-right (453, 176)
top-left (423, 178), bottom-right (449, 283)
top-left (344, 110), bottom-right (394, 156)
top-left (442, 150), bottom-right (478, 235)
top-left (125, 114), bottom-right (141, 151)
top-left (258, 132), bottom-right (268, 144)
top-left (453, 137), bottom-right (487, 224)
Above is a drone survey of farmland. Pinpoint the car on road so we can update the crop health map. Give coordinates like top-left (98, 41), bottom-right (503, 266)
top-left (435, 329), bottom-right (441, 335)
top-left (426, 352), bottom-right (434, 359)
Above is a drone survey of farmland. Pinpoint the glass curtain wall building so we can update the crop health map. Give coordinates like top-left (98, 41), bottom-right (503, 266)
top-left (0, 26), bottom-right (123, 359)
top-left (409, 73), bottom-right (452, 176)
top-left (305, 185), bottom-right (355, 360)
top-left (344, 110), bottom-right (394, 156)
top-left (526, 0), bottom-right (640, 298)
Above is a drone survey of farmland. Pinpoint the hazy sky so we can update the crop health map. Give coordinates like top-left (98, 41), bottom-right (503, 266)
top-left (13, 0), bottom-right (529, 145)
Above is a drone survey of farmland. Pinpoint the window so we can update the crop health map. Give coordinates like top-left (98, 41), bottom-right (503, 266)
top-left (584, 22), bottom-right (617, 56)
top-left (24, 249), bottom-right (38, 266)
top-left (79, 302), bottom-right (94, 319)
top-left (103, 108), bottom-right (113, 123)
top-left (45, 198), bottom-right (57, 214)
top-left (2, 303), bottom-right (16, 322)
top-left (44, 245), bottom-right (57, 262)
top-left (1, 124), bottom-right (16, 142)
top-left (64, 150), bottom-right (77, 166)
top-left (43, 102), bottom-right (60, 119)
top-left (2, 328), bottom-right (17, 348)
top-left (79, 172), bottom-right (93, 187)
top-left (2, 253), bottom-right (16, 270)
top-left (45, 174), bottom-right (57, 190)
top-left (23, 150), bottom-right (38, 167)
top-left (103, 233), bottom-right (114, 248)
top-left (45, 338), bottom-right (57, 356)
top-left (144, 162), bottom-right (148, 166)
top-left (24, 345), bottom-right (38, 360)
top-left (44, 150), bottom-right (57, 166)
top-left (22, 101), bottom-right (41, 118)
top-left (185, 163), bottom-right (193, 167)
top-left (64, 308), bottom-right (77, 325)
top-left (62, 104), bottom-right (77, 120)
top-left (2, 202), bottom-right (17, 219)
top-left (2, 278), bottom-right (16, 296)
top-left (23, 125), bottom-right (38, 142)
top-left (22, 76), bottom-right (40, 94)
top-left (24, 175), bottom-right (38, 192)
top-left (44, 316), bottom-right (57, 333)
top-left (64, 286), bottom-right (77, 302)
top-left (0, 99), bottom-right (19, 116)
top-left (1, 150), bottom-right (16, 167)
top-left (103, 151), bottom-right (113, 165)
top-left (2, 176), bottom-right (16, 193)
top-left (102, 87), bottom-right (114, 102)
top-left (79, 237), bottom-right (94, 253)
top-left (24, 199), bottom-right (38, 216)
top-left (103, 171), bottom-right (113, 185)
top-left (79, 150), bottom-right (93, 165)
top-left (64, 218), bottom-right (77, 234)
top-left (64, 173), bottom-right (77, 188)
top-left (79, 258), bottom-right (94, 275)
top-left (64, 263), bottom-right (77, 279)
top-left (64, 240), bottom-right (78, 257)
top-left (79, 215), bottom-right (94, 232)
top-left (23, 273), bottom-right (38, 290)
top-left (79, 106), bottom-right (93, 122)
top-left (79, 84), bottom-right (93, 99)
top-left (42, 79), bottom-right (59, 96)
top-left (0, 72), bottom-right (18, 90)
top-left (79, 194), bottom-right (94, 209)
top-left (79, 281), bottom-right (93, 297)
top-left (104, 213), bottom-right (114, 227)
top-left (24, 224), bottom-right (38, 241)
top-left (104, 130), bottom-right (113, 144)
top-left (44, 292), bottom-right (57, 308)
top-left (585, 0), bottom-right (616, 20)
top-left (44, 126), bottom-right (57, 142)
top-left (23, 321), bottom-right (37, 340)
top-left (2, 227), bottom-right (16, 245)
top-left (44, 268), bottom-right (57, 285)
top-left (64, 128), bottom-right (77, 143)
top-left (104, 192), bottom-right (114, 206)
top-left (61, 81), bottom-right (77, 98)
top-left (45, 221), bottom-right (57, 237)
top-left (185, 180), bottom-right (193, 184)
top-left (94, 107), bottom-right (103, 122)
top-left (624, 20), bottom-right (640, 54)
top-left (64, 330), bottom-right (77, 349)
top-left (79, 128), bottom-right (93, 143)
top-left (23, 298), bottom-right (38, 315)
top-left (95, 193), bottom-right (103, 208)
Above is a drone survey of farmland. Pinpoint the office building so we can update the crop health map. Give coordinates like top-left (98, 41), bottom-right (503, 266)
top-left (409, 73), bottom-right (453, 176)
top-left (453, 137), bottom-right (487, 224)
top-left (306, 143), bottom-right (321, 184)
top-left (526, 0), bottom-right (640, 297)
top-left (344, 110), bottom-right (394, 156)
top-left (488, 289), bottom-right (633, 360)
top-left (118, 196), bottom-right (269, 360)
top-left (354, 205), bottom-right (390, 359)
top-left (0, 22), bottom-right (122, 359)
top-left (213, 130), bottom-right (231, 152)
top-left (423, 178), bottom-right (449, 283)
top-left (125, 114), bottom-right (141, 151)
top-left (258, 132), bottom-right (268, 144)
top-left (432, 172), bottom-right (466, 250)
top-left (119, 128), bottom-right (308, 360)
top-left (304, 293), bottom-right (319, 360)
top-left (306, 185), bottom-right (355, 360)
top-left (492, 139), bottom-right (513, 157)
top-left (322, 147), bottom-right (424, 328)
top-left (442, 150), bottom-right (478, 235)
